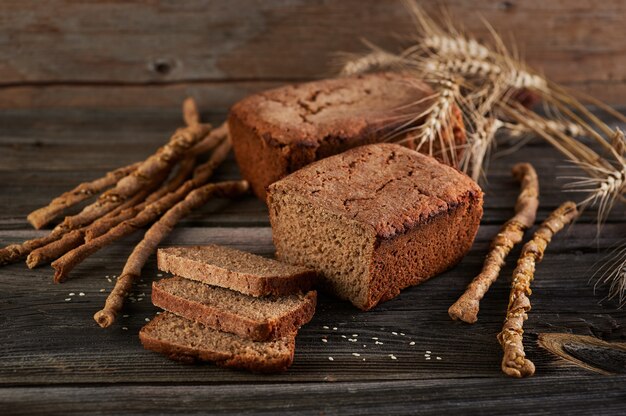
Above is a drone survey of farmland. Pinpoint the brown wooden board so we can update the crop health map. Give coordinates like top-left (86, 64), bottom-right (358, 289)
top-left (1, 0), bottom-right (625, 108)
top-left (0, 106), bottom-right (625, 414)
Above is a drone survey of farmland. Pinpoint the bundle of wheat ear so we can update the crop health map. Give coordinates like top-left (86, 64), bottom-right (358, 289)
top-left (338, 1), bottom-right (625, 309)
top-left (0, 98), bottom-right (249, 328)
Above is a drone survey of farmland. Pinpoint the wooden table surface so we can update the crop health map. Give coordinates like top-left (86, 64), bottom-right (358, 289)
top-left (0, 107), bottom-right (624, 415)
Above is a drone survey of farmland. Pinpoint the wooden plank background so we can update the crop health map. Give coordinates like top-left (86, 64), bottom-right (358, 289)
top-left (0, 0), bottom-right (625, 111)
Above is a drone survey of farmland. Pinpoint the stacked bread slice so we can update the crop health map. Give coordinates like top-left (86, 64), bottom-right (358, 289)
top-left (140, 245), bottom-right (317, 373)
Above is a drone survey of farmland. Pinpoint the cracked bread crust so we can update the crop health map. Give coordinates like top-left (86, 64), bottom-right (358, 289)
top-left (229, 72), bottom-right (466, 200)
top-left (267, 143), bottom-right (483, 310)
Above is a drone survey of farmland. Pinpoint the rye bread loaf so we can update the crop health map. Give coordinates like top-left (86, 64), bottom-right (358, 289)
top-left (157, 245), bottom-right (316, 297)
top-left (152, 276), bottom-right (317, 341)
top-left (228, 72), bottom-right (466, 200)
top-left (140, 312), bottom-right (295, 373)
top-left (267, 143), bottom-right (483, 310)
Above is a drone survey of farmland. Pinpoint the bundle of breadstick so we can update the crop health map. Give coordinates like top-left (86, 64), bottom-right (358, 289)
top-left (0, 98), bottom-right (249, 326)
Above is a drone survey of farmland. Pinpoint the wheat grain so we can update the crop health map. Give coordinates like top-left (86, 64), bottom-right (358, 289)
top-left (340, 50), bottom-right (404, 76)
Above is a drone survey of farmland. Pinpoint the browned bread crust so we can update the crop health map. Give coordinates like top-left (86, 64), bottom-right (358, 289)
top-left (157, 245), bottom-right (316, 297)
top-left (229, 72), bottom-right (466, 200)
top-left (267, 143), bottom-right (483, 310)
top-left (139, 312), bottom-right (296, 373)
top-left (152, 276), bottom-right (317, 341)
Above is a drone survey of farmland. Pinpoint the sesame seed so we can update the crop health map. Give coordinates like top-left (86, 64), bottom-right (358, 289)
top-left (362, 358), bottom-right (366, 361)
top-left (328, 357), bottom-right (334, 361)
top-left (389, 354), bottom-right (397, 360)
top-left (363, 345), bottom-right (367, 348)
top-left (157, 273), bottom-right (163, 277)
top-left (79, 292), bottom-right (85, 296)
top-left (332, 327), bottom-right (337, 331)
top-left (400, 333), bottom-right (405, 336)
top-left (426, 357), bottom-right (431, 360)
top-left (145, 318), bottom-right (150, 322)
top-left (352, 353), bottom-right (361, 357)
top-left (69, 293), bottom-right (75, 296)
top-left (123, 315), bottom-right (129, 318)
top-left (64, 298), bottom-right (71, 302)
top-left (323, 325), bottom-right (329, 329)
top-left (321, 339), bottom-right (327, 343)
top-left (372, 337), bottom-right (378, 340)
top-left (99, 288), bottom-right (106, 292)
top-left (426, 350), bottom-right (431, 353)
top-left (392, 332), bottom-right (398, 335)
top-left (352, 334), bottom-right (358, 337)
top-left (156, 311), bottom-right (161, 315)
top-left (348, 338), bottom-right (357, 342)
top-left (107, 278), bottom-right (112, 283)
top-left (436, 356), bottom-right (442, 360)
top-left (137, 297), bottom-right (144, 302)
top-left (409, 341), bottom-right (416, 346)
top-left (341, 335), bottom-right (346, 339)
top-left (105, 275), bottom-right (109, 278)
top-left (375, 341), bottom-right (383, 345)
top-left (122, 327), bottom-right (128, 330)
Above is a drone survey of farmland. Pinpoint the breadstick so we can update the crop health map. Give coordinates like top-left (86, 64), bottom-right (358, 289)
top-left (51, 140), bottom-right (232, 283)
top-left (498, 201), bottom-right (578, 378)
top-left (449, 163), bottom-right (539, 323)
top-left (94, 179), bottom-right (249, 328)
top-left (183, 97), bottom-right (200, 127)
top-left (0, 228), bottom-right (65, 266)
top-left (190, 122), bottom-right (229, 156)
top-left (26, 162), bottom-right (141, 230)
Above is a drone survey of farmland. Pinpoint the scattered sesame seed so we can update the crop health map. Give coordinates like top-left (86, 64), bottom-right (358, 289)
top-left (352, 353), bottom-right (360, 357)
top-left (392, 332), bottom-right (398, 335)
top-left (321, 339), bottom-right (328, 343)
top-left (107, 278), bottom-right (112, 283)
top-left (352, 334), bottom-right (358, 337)
top-left (426, 350), bottom-right (431, 353)
top-left (144, 318), bottom-right (150, 322)
top-left (400, 333), bottom-right (405, 336)
top-left (105, 275), bottom-right (109, 278)
top-left (122, 327), bottom-right (128, 330)
top-left (332, 327), bottom-right (337, 331)
top-left (362, 358), bottom-right (366, 361)
top-left (372, 337), bottom-right (378, 340)
top-left (157, 274), bottom-right (163, 277)
top-left (328, 357), bottom-right (334, 361)
top-left (341, 335), bottom-right (346, 339)
top-left (426, 357), bottom-right (431, 360)
top-left (436, 356), bottom-right (442, 360)
top-left (137, 297), bottom-right (144, 302)
top-left (99, 288), bottom-right (106, 292)
top-left (69, 293), bottom-right (75, 296)
top-left (64, 298), bottom-right (71, 302)
top-left (375, 341), bottom-right (383, 345)
top-left (348, 338), bottom-right (357, 342)
top-left (156, 311), bottom-right (161, 315)
top-left (79, 292), bottom-right (85, 296)
top-left (363, 345), bottom-right (367, 348)
top-left (323, 325), bottom-right (329, 329)
top-left (123, 315), bottom-right (129, 318)
top-left (389, 354), bottom-right (397, 360)
top-left (409, 341), bottom-right (416, 346)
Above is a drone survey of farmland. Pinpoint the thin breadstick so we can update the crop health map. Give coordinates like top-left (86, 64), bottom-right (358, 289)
top-left (449, 163), bottom-right (539, 323)
top-left (498, 201), bottom-right (578, 378)
top-left (51, 140), bottom-right (232, 283)
top-left (190, 122), bottom-right (229, 156)
top-left (26, 162), bottom-right (141, 230)
top-left (84, 156), bottom-right (196, 242)
top-left (183, 97), bottom-right (200, 127)
top-left (94, 179), bottom-right (249, 328)
top-left (0, 228), bottom-right (65, 266)
top-left (61, 123), bottom-right (209, 230)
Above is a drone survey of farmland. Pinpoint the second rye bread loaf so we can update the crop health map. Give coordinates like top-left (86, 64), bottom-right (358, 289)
top-left (268, 143), bottom-right (483, 310)
top-left (157, 245), bottom-right (316, 297)
top-left (152, 276), bottom-right (317, 341)
top-left (229, 71), bottom-right (466, 200)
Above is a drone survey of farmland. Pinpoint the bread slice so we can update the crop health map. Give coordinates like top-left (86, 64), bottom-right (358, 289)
top-left (139, 312), bottom-right (296, 373)
top-left (152, 276), bottom-right (317, 341)
top-left (157, 245), bottom-right (316, 297)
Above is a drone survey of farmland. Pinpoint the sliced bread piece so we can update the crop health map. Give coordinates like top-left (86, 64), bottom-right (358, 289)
top-left (157, 245), bottom-right (316, 297)
top-left (152, 276), bottom-right (317, 341)
top-left (139, 312), bottom-right (296, 373)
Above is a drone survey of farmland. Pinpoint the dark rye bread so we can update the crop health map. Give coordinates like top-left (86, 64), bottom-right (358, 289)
top-left (157, 245), bottom-right (316, 297)
top-left (139, 312), bottom-right (295, 373)
top-left (152, 276), bottom-right (317, 341)
top-left (228, 71), bottom-right (466, 200)
top-left (267, 143), bottom-right (483, 310)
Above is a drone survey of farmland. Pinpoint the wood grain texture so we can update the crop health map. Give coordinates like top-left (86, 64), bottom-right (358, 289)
top-left (0, 107), bottom-right (624, 415)
top-left (0, 0), bottom-right (625, 109)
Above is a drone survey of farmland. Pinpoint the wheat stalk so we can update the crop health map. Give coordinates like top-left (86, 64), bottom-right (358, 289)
top-left (592, 242), bottom-right (626, 308)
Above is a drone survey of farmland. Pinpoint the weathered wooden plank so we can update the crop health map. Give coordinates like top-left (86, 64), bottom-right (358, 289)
top-left (0, 225), bottom-right (623, 385)
top-left (1, 378), bottom-right (626, 416)
top-left (0, 0), bottom-right (625, 106)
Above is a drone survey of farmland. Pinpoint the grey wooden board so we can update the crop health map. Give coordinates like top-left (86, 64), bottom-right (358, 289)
top-left (0, 108), bottom-right (625, 415)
